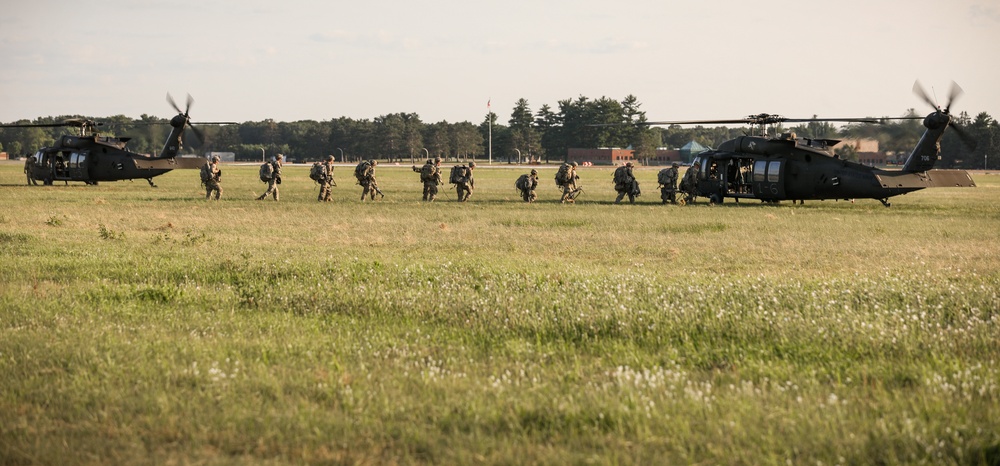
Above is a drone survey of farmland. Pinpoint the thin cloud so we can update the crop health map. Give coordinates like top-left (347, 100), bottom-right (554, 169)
top-left (309, 30), bottom-right (421, 51)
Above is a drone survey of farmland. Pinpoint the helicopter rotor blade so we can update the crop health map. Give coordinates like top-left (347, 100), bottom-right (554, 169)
top-left (912, 80), bottom-right (938, 111)
top-left (166, 93), bottom-right (183, 115)
top-left (187, 124), bottom-right (206, 148)
top-left (185, 94), bottom-right (194, 115)
top-left (944, 81), bottom-right (963, 113)
top-left (949, 122), bottom-right (978, 150)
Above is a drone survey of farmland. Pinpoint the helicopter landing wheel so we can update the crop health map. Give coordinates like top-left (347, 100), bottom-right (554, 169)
top-left (709, 193), bottom-right (723, 204)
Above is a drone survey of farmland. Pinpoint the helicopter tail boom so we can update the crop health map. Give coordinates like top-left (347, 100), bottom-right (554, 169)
top-left (133, 156), bottom-right (204, 170)
top-left (875, 169), bottom-right (976, 189)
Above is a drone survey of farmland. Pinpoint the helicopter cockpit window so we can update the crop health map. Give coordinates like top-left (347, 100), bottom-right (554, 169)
top-left (753, 160), bottom-right (767, 182)
top-left (70, 152), bottom-right (85, 168)
top-left (767, 161), bottom-right (781, 183)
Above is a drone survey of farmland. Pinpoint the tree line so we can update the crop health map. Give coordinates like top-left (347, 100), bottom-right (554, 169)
top-left (2, 97), bottom-right (997, 169)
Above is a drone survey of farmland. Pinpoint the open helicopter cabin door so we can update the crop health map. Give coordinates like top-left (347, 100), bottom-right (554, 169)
top-left (752, 159), bottom-right (786, 201)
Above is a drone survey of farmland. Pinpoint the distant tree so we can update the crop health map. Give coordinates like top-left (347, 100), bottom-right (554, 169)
top-left (449, 121), bottom-right (482, 162)
top-left (535, 104), bottom-right (559, 163)
top-left (422, 122), bottom-right (450, 160)
top-left (509, 98), bottom-right (542, 162)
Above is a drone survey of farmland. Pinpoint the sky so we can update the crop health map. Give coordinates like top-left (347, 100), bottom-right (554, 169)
top-left (1, 0), bottom-right (998, 126)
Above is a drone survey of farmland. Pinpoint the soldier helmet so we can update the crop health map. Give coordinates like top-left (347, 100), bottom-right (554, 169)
top-left (327, 155), bottom-right (335, 162)
top-left (371, 160), bottom-right (378, 166)
top-left (571, 161), bottom-right (578, 167)
top-left (530, 169), bottom-right (537, 175)
top-left (434, 157), bottom-right (441, 164)
top-left (672, 162), bottom-right (679, 167)
top-left (211, 156), bottom-right (220, 163)
top-left (468, 161), bottom-right (476, 168)
top-left (276, 154), bottom-right (284, 160)
top-left (626, 161), bottom-right (634, 167)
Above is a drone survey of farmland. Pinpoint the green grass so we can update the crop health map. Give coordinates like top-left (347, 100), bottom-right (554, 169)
top-left (1, 162), bottom-right (999, 465)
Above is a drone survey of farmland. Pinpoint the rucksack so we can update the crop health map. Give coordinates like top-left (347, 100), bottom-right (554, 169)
top-left (309, 162), bottom-right (325, 182)
top-left (259, 162), bottom-right (274, 182)
top-left (200, 163), bottom-right (213, 183)
top-left (449, 165), bottom-right (468, 184)
top-left (420, 163), bottom-right (435, 182)
top-left (555, 163), bottom-right (571, 185)
top-left (657, 168), bottom-right (671, 186)
top-left (354, 161), bottom-right (371, 182)
top-left (613, 166), bottom-right (630, 185)
top-left (515, 174), bottom-right (530, 191)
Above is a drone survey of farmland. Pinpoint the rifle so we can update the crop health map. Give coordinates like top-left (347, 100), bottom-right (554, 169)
top-left (372, 182), bottom-right (385, 199)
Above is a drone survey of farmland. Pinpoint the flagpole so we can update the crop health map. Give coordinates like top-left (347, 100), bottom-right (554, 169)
top-left (487, 99), bottom-right (492, 165)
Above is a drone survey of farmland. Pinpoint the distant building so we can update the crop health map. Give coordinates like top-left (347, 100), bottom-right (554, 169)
top-left (679, 141), bottom-right (710, 163)
top-left (566, 148), bottom-right (634, 165)
top-left (837, 138), bottom-right (879, 153)
top-left (836, 138), bottom-right (885, 166)
top-left (567, 147), bottom-right (683, 166)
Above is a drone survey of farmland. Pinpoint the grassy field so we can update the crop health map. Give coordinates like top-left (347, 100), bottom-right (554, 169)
top-left (1, 161), bottom-right (998, 465)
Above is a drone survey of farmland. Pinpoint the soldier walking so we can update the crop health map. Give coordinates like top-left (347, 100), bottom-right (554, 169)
top-left (412, 157), bottom-right (442, 201)
top-left (680, 161), bottom-right (701, 204)
top-left (318, 155), bottom-right (336, 202)
top-left (613, 161), bottom-right (640, 204)
top-left (515, 169), bottom-right (539, 202)
top-left (658, 162), bottom-right (680, 204)
top-left (453, 161), bottom-right (476, 202)
top-left (355, 159), bottom-right (381, 201)
top-left (256, 154), bottom-right (283, 201)
top-left (24, 155), bottom-right (38, 186)
top-left (201, 155), bottom-right (223, 200)
top-left (557, 161), bottom-right (581, 203)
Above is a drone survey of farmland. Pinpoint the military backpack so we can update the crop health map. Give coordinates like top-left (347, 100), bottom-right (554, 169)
top-left (515, 174), bottom-right (530, 191)
top-left (354, 161), bottom-right (372, 182)
top-left (657, 168), bottom-right (673, 186)
top-left (613, 166), bottom-right (632, 185)
top-left (200, 163), bottom-right (213, 183)
top-left (555, 163), bottom-right (572, 186)
top-left (309, 162), bottom-right (325, 182)
top-left (449, 165), bottom-right (468, 184)
top-left (420, 163), bottom-right (436, 182)
top-left (258, 162), bottom-right (274, 182)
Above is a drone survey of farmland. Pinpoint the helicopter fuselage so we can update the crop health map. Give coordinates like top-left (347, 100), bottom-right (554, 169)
top-left (690, 123), bottom-right (974, 205)
top-left (26, 134), bottom-right (200, 185)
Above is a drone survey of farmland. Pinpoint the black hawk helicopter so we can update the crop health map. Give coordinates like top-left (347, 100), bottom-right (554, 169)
top-left (640, 82), bottom-right (977, 207)
top-left (3, 94), bottom-right (233, 187)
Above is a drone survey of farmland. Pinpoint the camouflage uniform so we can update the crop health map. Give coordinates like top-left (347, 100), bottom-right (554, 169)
top-left (517, 169), bottom-right (539, 202)
top-left (24, 155), bottom-right (38, 185)
top-left (257, 154), bottom-right (283, 201)
top-left (614, 162), bottom-right (640, 204)
top-left (203, 156), bottom-right (222, 200)
top-left (412, 157), bottom-right (442, 201)
top-left (659, 163), bottom-right (679, 204)
top-left (680, 161), bottom-right (701, 204)
top-left (456, 162), bottom-right (475, 202)
top-left (358, 160), bottom-right (380, 201)
top-left (559, 162), bottom-right (581, 203)
top-left (318, 156), bottom-right (336, 202)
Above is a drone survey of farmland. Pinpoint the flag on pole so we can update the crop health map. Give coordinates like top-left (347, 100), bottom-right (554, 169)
top-left (487, 99), bottom-right (491, 109)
